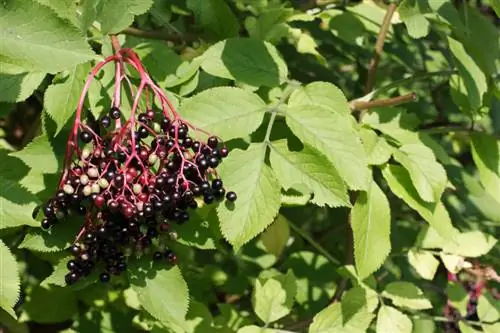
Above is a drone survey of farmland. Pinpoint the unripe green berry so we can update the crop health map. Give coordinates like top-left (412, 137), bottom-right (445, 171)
top-left (148, 153), bottom-right (158, 165)
top-left (98, 178), bottom-right (109, 189)
top-left (80, 174), bottom-right (89, 185)
top-left (81, 149), bottom-right (91, 160)
top-left (87, 168), bottom-right (99, 178)
top-left (91, 183), bottom-right (101, 194)
top-left (152, 122), bottom-right (161, 133)
top-left (83, 185), bottom-right (92, 196)
top-left (133, 184), bottom-right (142, 194)
top-left (63, 184), bottom-right (75, 194)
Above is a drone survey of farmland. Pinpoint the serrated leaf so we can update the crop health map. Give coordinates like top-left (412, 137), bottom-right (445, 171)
top-left (288, 82), bottom-right (351, 116)
top-left (180, 87), bottom-right (266, 141)
top-left (0, 175), bottom-right (39, 229)
top-left (269, 140), bottom-right (349, 207)
top-left (407, 250), bottom-right (439, 280)
top-left (216, 144), bottom-right (281, 249)
top-left (470, 133), bottom-right (500, 199)
top-left (283, 251), bottom-right (337, 313)
top-left (285, 104), bottom-right (369, 190)
top-left (41, 256), bottom-right (97, 289)
top-left (478, 293), bottom-right (500, 333)
top-left (252, 270), bottom-right (296, 324)
top-left (260, 215), bottom-right (290, 259)
top-left (170, 209), bottom-right (220, 250)
top-left (308, 302), bottom-right (374, 333)
top-left (0, 239), bottom-right (20, 319)
top-left (352, 177), bottom-right (391, 279)
top-left (440, 253), bottom-right (468, 274)
top-left (9, 134), bottom-right (59, 174)
top-left (398, 0), bottom-right (430, 39)
top-left (34, 0), bottom-right (78, 24)
top-left (341, 286), bottom-right (378, 325)
top-left (393, 144), bottom-right (447, 203)
top-left (200, 38), bottom-right (288, 87)
top-left (0, 0), bottom-right (96, 73)
top-left (19, 220), bottom-right (81, 252)
top-left (382, 282), bottom-right (432, 310)
top-left (448, 37), bottom-right (487, 114)
top-left (376, 306), bottom-right (412, 333)
top-left (94, 0), bottom-right (154, 34)
top-left (187, 0), bottom-right (239, 40)
top-left (359, 128), bottom-right (392, 165)
top-left (129, 259), bottom-right (189, 329)
top-left (0, 70), bottom-right (45, 103)
top-left (21, 285), bottom-right (78, 323)
top-left (44, 62), bottom-right (90, 134)
top-left (382, 164), bottom-right (454, 238)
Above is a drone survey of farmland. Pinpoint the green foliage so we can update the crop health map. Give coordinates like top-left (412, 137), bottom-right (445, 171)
top-left (1, 0), bottom-right (499, 332)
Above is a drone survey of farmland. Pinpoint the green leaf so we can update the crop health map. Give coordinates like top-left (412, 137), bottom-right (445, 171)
top-left (0, 308), bottom-right (28, 333)
top-left (34, 0), bottom-right (78, 24)
top-left (359, 128), bottom-right (392, 166)
top-left (200, 38), bottom-right (288, 87)
top-left (179, 87), bottom-right (266, 141)
top-left (308, 302), bottom-right (374, 333)
top-left (237, 326), bottom-right (276, 333)
top-left (260, 215), bottom-right (290, 259)
top-left (129, 259), bottom-right (189, 329)
top-left (21, 285), bottom-right (78, 323)
top-left (470, 133), bottom-right (500, 199)
top-left (0, 239), bottom-right (20, 319)
top-left (478, 293), bottom-right (500, 333)
top-left (170, 208), bottom-right (221, 250)
top-left (398, 0), bottom-right (431, 39)
top-left (19, 220), bottom-right (82, 252)
top-left (352, 177), bottom-right (391, 279)
top-left (216, 144), bottom-right (281, 249)
top-left (446, 281), bottom-right (469, 315)
top-left (376, 306), bottom-right (412, 333)
top-left (407, 250), bottom-right (439, 280)
top-left (0, 175), bottom-right (39, 229)
top-left (288, 82), bottom-right (351, 116)
top-left (42, 256), bottom-right (97, 290)
top-left (44, 62), bottom-right (90, 134)
top-left (245, 8), bottom-right (292, 43)
top-left (448, 37), bottom-right (487, 113)
top-left (419, 226), bottom-right (497, 257)
top-left (187, 0), bottom-right (239, 39)
top-left (269, 140), bottom-right (349, 208)
top-left (341, 286), bottom-right (379, 323)
top-left (94, 0), bottom-right (154, 34)
top-left (0, 0), bottom-right (96, 73)
top-left (9, 135), bottom-right (59, 175)
top-left (285, 105), bottom-right (369, 190)
top-left (0, 66), bottom-right (45, 102)
top-left (393, 143), bottom-right (447, 203)
top-left (382, 164), bottom-right (454, 238)
top-left (282, 251), bottom-right (337, 314)
top-left (382, 282), bottom-right (432, 310)
top-left (252, 270), bottom-right (296, 324)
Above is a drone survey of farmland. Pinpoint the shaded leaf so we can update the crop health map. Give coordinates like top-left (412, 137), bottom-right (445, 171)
top-left (382, 282), bottom-right (432, 310)
top-left (216, 144), bottom-right (281, 249)
top-left (187, 0), bottom-right (239, 40)
top-left (260, 215), bottom-right (290, 259)
top-left (0, 239), bottom-right (20, 319)
top-left (470, 133), bottom-right (500, 199)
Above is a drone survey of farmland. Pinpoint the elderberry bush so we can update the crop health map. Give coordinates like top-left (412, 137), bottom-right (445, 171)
top-left (37, 48), bottom-right (237, 285)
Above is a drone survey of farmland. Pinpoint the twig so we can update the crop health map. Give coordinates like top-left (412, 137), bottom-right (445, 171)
top-left (288, 221), bottom-right (340, 265)
top-left (120, 27), bottom-right (196, 44)
top-left (364, 3), bottom-right (397, 94)
top-left (350, 92), bottom-right (417, 111)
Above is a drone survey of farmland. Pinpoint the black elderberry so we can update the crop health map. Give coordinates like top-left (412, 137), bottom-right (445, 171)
top-left (165, 251), bottom-right (177, 262)
top-left (208, 157), bottom-right (219, 168)
top-left (161, 118), bottom-right (171, 131)
top-left (147, 227), bottom-right (158, 238)
top-left (138, 114), bottom-right (148, 123)
top-left (212, 179), bottom-right (223, 190)
top-left (101, 116), bottom-right (111, 128)
top-left (183, 137), bottom-right (193, 148)
top-left (192, 141), bottom-right (201, 151)
top-left (65, 272), bottom-right (79, 285)
top-left (70, 244), bottom-right (81, 256)
top-left (178, 211), bottom-right (189, 223)
top-left (200, 181), bottom-right (210, 191)
top-left (198, 159), bottom-right (208, 169)
top-left (207, 136), bottom-right (218, 148)
top-left (204, 193), bottom-right (215, 204)
top-left (226, 191), bottom-right (237, 202)
top-left (67, 260), bottom-right (78, 271)
top-left (138, 126), bottom-right (149, 138)
top-left (117, 262), bottom-right (127, 272)
top-left (214, 187), bottom-right (226, 199)
top-left (43, 205), bottom-right (55, 217)
top-left (109, 107), bottom-right (121, 119)
top-left (153, 251), bottom-right (163, 260)
top-left (41, 218), bottom-right (51, 230)
top-left (79, 131), bottom-right (92, 143)
top-left (220, 147), bottom-right (229, 157)
top-left (100, 272), bottom-right (111, 283)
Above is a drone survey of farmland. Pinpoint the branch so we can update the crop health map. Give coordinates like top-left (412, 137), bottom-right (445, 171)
top-left (350, 92), bottom-right (417, 111)
top-left (364, 3), bottom-right (398, 94)
top-left (120, 27), bottom-right (196, 44)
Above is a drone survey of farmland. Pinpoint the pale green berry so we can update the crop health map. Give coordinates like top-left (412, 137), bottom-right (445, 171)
top-left (82, 185), bottom-right (92, 196)
top-left (87, 167), bottom-right (99, 178)
top-left (63, 184), bottom-right (75, 194)
top-left (133, 184), bottom-right (142, 194)
top-left (148, 153), bottom-right (158, 165)
top-left (81, 148), bottom-right (91, 160)
top-left (80, 174), bottom-right (89, 185)
top-left (98, 178), bottom-right (109, 189)
top-left (91, 183), bottom-right (100, 194)
top-left (152, 122), bottom-right (161, 133)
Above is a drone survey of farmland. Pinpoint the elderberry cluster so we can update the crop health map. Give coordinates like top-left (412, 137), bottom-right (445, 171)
top-left (39, 106), bottom-right (236, 285)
